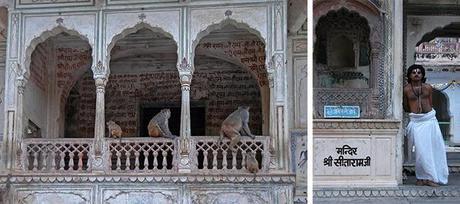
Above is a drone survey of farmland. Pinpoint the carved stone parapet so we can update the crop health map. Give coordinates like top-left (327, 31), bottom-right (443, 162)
top-left (313, 119), bottom-right (400, 130)
top-left (6, 174), bottom-right (295, 184)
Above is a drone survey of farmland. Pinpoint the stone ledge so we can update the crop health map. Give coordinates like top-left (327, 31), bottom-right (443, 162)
top-left (0, 173), bottom-right (296, 184)
top-left (313, 119), bottom-right (401, 130)
top-left (314, 187), bottom-right (460, 198)
top-left (404, 165), bottom-right (460, 174)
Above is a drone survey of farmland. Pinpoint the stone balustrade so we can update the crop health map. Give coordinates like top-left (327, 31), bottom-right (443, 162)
top-left (21, 138), bottom-right (93, 172)
top-left (190, 136), bottom-right (270, 173)
top-left (107, 137), bottom-right (177, 173)
top-left (19, 136), bottom-right (270, 174)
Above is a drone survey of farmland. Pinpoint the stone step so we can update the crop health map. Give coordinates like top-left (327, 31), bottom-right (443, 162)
top-left (314, 174), bottom-right (460, 203)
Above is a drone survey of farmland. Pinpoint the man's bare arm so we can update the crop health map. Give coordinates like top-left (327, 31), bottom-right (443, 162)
top-left (427, 84), bottom-right (433, 107)
top-left (403, 86), bottom-right (409, 112)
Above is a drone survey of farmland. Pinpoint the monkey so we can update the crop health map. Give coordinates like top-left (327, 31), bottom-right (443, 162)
top-left (107, 120), bottom-right (123, 142)
top-left (147, 109), bottom-right (177, 138)
top-left (245, 151), bottom-right (259, 173)
top-left (219, 106), bottom-right (256, 152)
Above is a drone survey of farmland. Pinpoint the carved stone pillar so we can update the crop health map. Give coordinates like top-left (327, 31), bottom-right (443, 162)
top-left (13, 77), bottom-right (26, 171)
top-left (178, 58), bottom-right (192, 172)
top-left (267, 62), bottom-right (278, 171)
top-left (92, 62), bottom-right (108, 171)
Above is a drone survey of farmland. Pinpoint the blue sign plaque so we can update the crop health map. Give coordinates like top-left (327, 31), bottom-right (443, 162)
top-left (324, 106), bottom-right (360, 118)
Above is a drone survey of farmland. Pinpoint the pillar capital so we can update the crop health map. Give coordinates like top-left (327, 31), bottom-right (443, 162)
top-left (178, 58), bottom-right (193, 86)
top-left (93, 60), bottom-right (110, 79)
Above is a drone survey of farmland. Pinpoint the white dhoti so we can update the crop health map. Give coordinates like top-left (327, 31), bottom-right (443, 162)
top-left (407, 109), bottom-right (449, 184)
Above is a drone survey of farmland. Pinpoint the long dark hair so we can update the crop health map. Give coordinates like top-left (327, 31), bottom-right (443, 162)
top-left (407, 64), bottom-right (426, 83)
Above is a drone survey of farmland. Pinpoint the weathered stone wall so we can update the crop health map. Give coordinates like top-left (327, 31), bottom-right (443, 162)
top-left (24, 42), bottom-right (50, 137)
top-left (65, 57), bottom-right (261, 138)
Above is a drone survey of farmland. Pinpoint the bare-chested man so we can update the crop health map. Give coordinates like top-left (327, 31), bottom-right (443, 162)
top-left (403, 64), bottom-right (448, 187)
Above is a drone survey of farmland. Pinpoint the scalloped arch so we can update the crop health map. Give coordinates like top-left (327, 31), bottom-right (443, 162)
top-left (106, 22), bottom-right (178, 68)
top-left (416, 23), bottom-right (460, 46)
top-left (313, 0), bottom-right (383, 31)
top-left (191, 18), bottom-right (266, 64)
top-left (314, 0), bottom-right (383, 17)
top-left (23, 25), bottom-right (93, 79)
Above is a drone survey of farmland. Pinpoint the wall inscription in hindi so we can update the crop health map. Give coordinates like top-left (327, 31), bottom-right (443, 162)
top-left (323, 145), bottom-right (371, 167)
top-left (314, 139), bottom-right (371, 176)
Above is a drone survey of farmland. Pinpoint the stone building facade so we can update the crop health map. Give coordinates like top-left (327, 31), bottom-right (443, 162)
top-left (312, 0), bottom-right (403, 188)
top-left (0, 0), bottom-right (307, 203)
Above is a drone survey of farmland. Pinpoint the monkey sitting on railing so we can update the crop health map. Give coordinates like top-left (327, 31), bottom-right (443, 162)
top-left (148, 109), bottom-right (177, 139)
top-left (219, 106), bottom-right (256, 152)
top-left (107, 120), bottom-right (123, 142)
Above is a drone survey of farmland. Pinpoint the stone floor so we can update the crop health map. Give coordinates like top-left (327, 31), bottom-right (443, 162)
top-left (314, 174), bottom-right (460, 204)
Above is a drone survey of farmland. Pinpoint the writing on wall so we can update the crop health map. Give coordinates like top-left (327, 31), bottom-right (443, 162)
top-left (30, 45), bottom-right (48, 91)
top-left (55, 46), bottom-right (92, 107)
top-left (65, 71), bottom-right (95, 138)
top-left (192, 69), bottom-right (262, 135)
top-left (198, 39), bottom-right (268, 87)
top-left (323, 145), bottom-right (371, 167)
top-left (65, 67), bottom-right (262, 137)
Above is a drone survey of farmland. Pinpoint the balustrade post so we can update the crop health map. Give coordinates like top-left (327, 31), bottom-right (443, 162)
top-left (91, 61), bottom-right (109, 172)
top-left (177, 58), bottom-right (193, 173)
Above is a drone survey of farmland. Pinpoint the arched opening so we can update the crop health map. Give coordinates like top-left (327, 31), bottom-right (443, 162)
top-left (314, 8), bottom-right (370, 89)
top-left (192, 24), bottom-right (269, 137)
top-left (106, 27), bottom-right (179, 138)
top-left (415, 36), bottom-right (460, 146)
top-left (24, 32), bottom-right (93, 138)
top-left (192, 23), bottom-right (269, 170)
top-left (405, 34), bottom-right (460, 172)
top-left (432, 89), bottom-right (451, 142)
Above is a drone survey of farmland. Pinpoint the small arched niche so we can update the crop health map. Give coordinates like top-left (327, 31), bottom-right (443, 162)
top-left (105, 27), bottom-right (179, 137)
top-left (314, 8), bottom-right (370, 89)
top-left (329, 35), bottom-right (355, 68)
top-left (192, 24), bottom-right (269, 136)
top-left (24, 32), bottom-right (93, 138)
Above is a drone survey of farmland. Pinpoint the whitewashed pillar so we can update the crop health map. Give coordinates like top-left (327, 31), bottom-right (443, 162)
top-left (13, 76), bottom-right (26, 171)
top-left (178, 58), bottom-right (192, 173)
top-left (269, 0), bottom-right (289, 172)
top-left (91, 61), bottom-right (108, 172)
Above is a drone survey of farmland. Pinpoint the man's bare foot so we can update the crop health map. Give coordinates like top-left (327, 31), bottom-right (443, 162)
top-left (416, 179), bottom-right (424, 186)
top-left (424, 180), bottom-right (440, 187)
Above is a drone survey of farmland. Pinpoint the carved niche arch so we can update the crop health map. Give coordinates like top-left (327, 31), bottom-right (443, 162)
top-left (416, 23), bottom-right (460, 46)
top-left (313, 2), bottom-right (386, 119)
top-left (192, 18), bottom-right (267, 66)
top-left (106, 22), bottom-right (179, 71)
top-left (192, 19), bottom-right (270, 135)
top-left (23, 26), bottom-right (93, 79)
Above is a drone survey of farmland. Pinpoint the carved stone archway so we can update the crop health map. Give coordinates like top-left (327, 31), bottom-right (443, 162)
top-left (314, 2), bottom-right (386, 119)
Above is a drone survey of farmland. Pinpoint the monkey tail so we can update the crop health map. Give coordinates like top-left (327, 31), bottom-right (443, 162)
top-left (218, 129), bottom-right (224, 150)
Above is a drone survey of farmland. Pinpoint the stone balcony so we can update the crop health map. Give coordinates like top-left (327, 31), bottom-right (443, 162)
top-left (19, 136), bottom-right (271, 175)
top-left (1, 136), bottom-right (295, 204)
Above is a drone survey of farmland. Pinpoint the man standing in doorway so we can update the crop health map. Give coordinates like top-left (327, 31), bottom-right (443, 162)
top-left (403, 64), bottom-right (449, 187)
